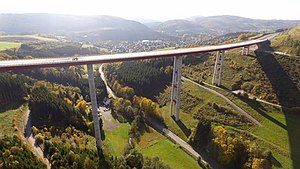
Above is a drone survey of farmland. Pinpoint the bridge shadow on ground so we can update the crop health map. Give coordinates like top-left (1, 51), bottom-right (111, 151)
top-left (238, 96), bottom-right (287, 130)
top-left (171, 116), bottom-right (191, 137)
top-left (255, 41), bottom-right (300, 169)
top-left (0, 101), bottom-right (24, 113)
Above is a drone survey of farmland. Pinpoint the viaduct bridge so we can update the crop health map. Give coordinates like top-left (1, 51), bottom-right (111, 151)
top-left (0, 33), bottom-right (276, 149)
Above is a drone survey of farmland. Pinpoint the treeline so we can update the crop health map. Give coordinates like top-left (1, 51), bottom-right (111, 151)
top-left (111, 80), bottom-right (135, 100)
top-left (105, 59), bottom-right (173, 99)
top-left (31, 119), bottom-right (169, 169)
top-left (112, 95), bottom-right (163, 141)
top-left (15, 66), bottom-right (107, 102)
top-left (4, 41), bottom-right (101, 59)
top-left (29, 86), bottom-right (87, 130)
top-left (272, 26), bottom-right (300, 56)
top-left (28, 81), bottom-right (106, 138)
top-left (193, 102), bottom-right (252, 127)
top-left (0, 73), bottom-right (33, 103)
top-left (189, 119), bottom-right (272, 169)
top-left (0, 135), bottom-right (46, 169)
top-left (42, 140), bottom-right (169, 169)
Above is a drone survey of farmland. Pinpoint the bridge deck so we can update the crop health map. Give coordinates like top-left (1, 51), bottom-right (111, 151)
top-left (0, 33), bottom-right (276, 71)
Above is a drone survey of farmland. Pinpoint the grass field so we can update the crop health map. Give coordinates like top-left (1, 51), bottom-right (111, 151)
top-left (138, 129), bottom-right (202, 169)
top-left (0, 41), bottom-right (22, 51)
top-left (160, 80), bottom-right (244, 141)
top-left (163, 79), bottom-right (299, 169)
top-left (102, 123), bottom-right (130, 156)
top-left (100, 116), bottom-right (202, 168)
top-left (0, 35), bottom-right (59, 42)
top-left (0, 103), bottom-right (28, 137)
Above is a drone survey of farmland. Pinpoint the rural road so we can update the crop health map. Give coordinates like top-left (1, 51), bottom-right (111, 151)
top-left (182, 77), bottom-right (262, 126)
top-left (99, 64), bottom-right (117, 99)
top-left (98, 106), bottom-right (120, 130)
top-left (99, 64), bottom-right (216, 168)
top-left (24, 110), bottom-right (51, 168)
top-left (232, 89), bottom-right (285, 109)
top-left (99, 64), bottom-right (120, 131)
top-left (146, 118), bottom-right (220, 169)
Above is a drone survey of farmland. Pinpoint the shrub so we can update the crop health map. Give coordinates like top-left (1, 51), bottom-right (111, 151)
top-left (34, 134), bottom-right (44, 146)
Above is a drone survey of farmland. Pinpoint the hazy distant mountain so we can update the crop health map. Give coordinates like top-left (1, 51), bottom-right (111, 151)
top-left (194, 15), bottom-right (300, 33)
top-left (0, 14), bottom-right (170, 41)
top-left (153, 15), bottom-right (300, 37)
top-left (144, 22), bottom-right (163, 30)
top-left (132, 18), bottom-right (161, 24)
top-left (185, 15), bottom-right (204, 21)
top-left (1, 14), bottom-right (299, 41)
top-left (154, 19), bottom-right (212, 37)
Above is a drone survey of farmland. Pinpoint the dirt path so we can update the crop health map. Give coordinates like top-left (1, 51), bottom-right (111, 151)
top-left (24, 109), bottom-right (51, 169)
top-left (183, 77), bottom-right (262, 126)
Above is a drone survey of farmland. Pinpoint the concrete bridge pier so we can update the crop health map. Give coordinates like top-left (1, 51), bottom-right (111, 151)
top-left (212, 51), bottom-right (221, 84)
top-left (170, 56), bottom-right (183, 121)
top-left (242, 47), bottom-right (245, 55)
top-left (87, 64), bottom-right (102, 149)
top-left (242, 46), bottom-right (250, 55)
top-left (217, 50), bottom-right (225, 86)
top-left (245, 46), bottom-right (250, 55)
top-left (212, 50), bottom-right (225, 86)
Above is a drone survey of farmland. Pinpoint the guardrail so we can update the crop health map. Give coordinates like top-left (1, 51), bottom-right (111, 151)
top-left (0, 33), bottom-right (275, 71)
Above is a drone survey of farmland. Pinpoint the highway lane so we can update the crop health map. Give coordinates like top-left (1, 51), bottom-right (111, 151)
top-left (0, 33), bottom-right (276, 71)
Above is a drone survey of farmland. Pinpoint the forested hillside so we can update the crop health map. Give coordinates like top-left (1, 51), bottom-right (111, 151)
top-left (105, 59), bottom-right (173, 99)
top-left (153, 15), bottom-right (300, 38)
top-left (182, 48), bottom-right (300, 107)
top-left (15, 66), bottom-right (107, 102)
top-left (271, 26), bottom-right (300, 55)
top-left (0, 14), bottom-right (168, 41)
top-left (0, 73), bottom-right (33, 103)
top-left (0, 135), bottom-right (46, 168)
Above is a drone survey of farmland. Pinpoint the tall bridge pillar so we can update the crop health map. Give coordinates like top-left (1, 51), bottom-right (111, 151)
top-left (170, 56), bottom-right (183, 121)
top-left (87, 64), bottom-right (102, 149)
top-left (242, 47), bottom-right (245, 55)
top-left (212, 50), bottom-right (225, 86)
top-left (245, 46), bottom-right (250, 55)
top-left (242, 46), bottom-right (250, 55)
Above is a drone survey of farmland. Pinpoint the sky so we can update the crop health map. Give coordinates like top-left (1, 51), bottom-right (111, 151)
top-left (0, 0), bottom-right (299, 21)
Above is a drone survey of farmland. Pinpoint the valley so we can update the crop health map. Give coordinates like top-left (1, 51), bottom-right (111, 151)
top-left (0, 13), bottom-right (300, 169)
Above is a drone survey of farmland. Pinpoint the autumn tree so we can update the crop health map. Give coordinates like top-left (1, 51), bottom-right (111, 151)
top-left (189, 118), bottom-right (211, 147)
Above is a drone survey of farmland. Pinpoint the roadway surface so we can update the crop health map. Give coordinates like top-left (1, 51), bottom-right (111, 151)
top-left (0, 33), bottom-right (277, 71)
top-left (24, 110), bottom-right (51, 168)
top-left (99, 64), bottom-right (117, 99)
top-left (146, 118), bottom-right (220, 168)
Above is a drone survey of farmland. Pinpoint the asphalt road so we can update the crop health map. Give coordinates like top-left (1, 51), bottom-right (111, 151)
top-left (99, 64), bottom-right (217, 168)
top-left (0, 33), bottom-right (277, 71)
top-left (24, 110), bottom-right (51, 168)
top-left (146, 118), bottom-right (221, 169)
top-left (99, 64), bottom-right (117, 99)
